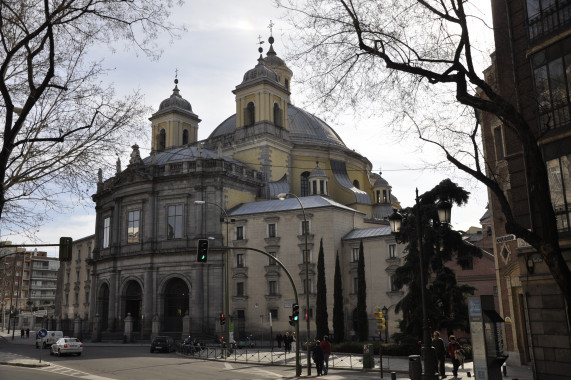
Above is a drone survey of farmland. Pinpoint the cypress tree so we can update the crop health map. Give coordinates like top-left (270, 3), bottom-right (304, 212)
top-left (357, 240), bottom-right (369, 341)
top-left (333, 251), bottom-right (345, 343)
top-left (315, 238), bottom-right (329, 340)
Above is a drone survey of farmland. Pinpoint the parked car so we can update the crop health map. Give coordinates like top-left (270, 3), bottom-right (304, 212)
top-left (150, 336), bottom-right (175, 353)
top-left (50, 337), bottom-right (83, 357)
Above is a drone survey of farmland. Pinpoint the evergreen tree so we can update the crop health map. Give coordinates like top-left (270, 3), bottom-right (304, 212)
top-left (393, 179), bottom-right (480, 340)
top-left (316, 238), bottom-right (329, 340)
top-left (357, 240), bottom-right (369, 341)
top-left (333, 251), bottom-right (345, 343)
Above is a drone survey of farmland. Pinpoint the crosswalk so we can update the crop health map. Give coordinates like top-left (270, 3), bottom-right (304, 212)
top-left (34, 362), bottom-right (116, 379)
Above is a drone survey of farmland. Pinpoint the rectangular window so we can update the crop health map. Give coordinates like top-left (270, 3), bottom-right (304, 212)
top-left (353, 277), bottom-right (359, 293)
top-left (236, 253), bottom-right (244, 268)
top-left (268, 252), bottom-right (277, 266)
top-left (103, 217), bottom-right (111, 248)
top-left (531, 37), bottom-right (571, 131)
top-left (167, 205), bottom-right (183, 239)
top-left (388, 244), bottom-right (397, 258)
top-left (302, 249), bottom-right (311, 264)
top-left (461, 256), bottom-right (474, 270)
top-left (301, 220), bottom-right (310, 235)
top-left (269, 280), bottom-right (277, 295)
top-left (128, 210), bottom-right (140, 243)
top-left (527, 0), bottom-right (571, 40)
top-left (303, 279), bottom-right (314, 294)
top-left (236, 310), bottom-right (245, 319)
top-left (268, 223), bottom-right (276, 238)
top-left (270, 309), bottom-right (278, 320)
top-left (547, 154), bottom-right (571, 231)
top-left (493, 126), bottom-right (505, 160)
top-left (320, 180), bottom-right (325, 194)
top-left (389, 275), bottom-right (398, 291)
top-left (236, 282), bottom-right (245, 297)
top-left (352, 248), bottom-right (359, 262)
top-left (77, 249), bottom-right (81, 260)
top-left (236, 226), bottom-right (244, 240)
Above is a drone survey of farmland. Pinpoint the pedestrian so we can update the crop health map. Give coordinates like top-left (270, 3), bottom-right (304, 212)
top-left (276, 333), bottom-right (283, 348)
top-left (284, 332), bottom-right (291, 353)
top-left (26, 328), bottom-right (30, 338)
top-left (20, 329), bottom-right (24, 338)
top-left (448, 335), bottom-right (462, 378)
top-left (433, 331), bottom-right (446, 378)
top-left (320, 335), bottom-right (332, 375)
top-left (312, 338), bottom-right (325, 376)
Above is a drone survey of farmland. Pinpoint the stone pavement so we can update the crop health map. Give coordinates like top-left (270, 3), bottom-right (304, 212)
top-left (0, 330), bottom-right (534, 379)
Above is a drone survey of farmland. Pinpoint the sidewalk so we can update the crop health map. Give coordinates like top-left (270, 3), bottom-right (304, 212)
top-left (0, 330), bottom-right (534, 379)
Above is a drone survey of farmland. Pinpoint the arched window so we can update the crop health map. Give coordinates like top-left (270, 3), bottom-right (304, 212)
top-left (353, 179), bottom-right (360, 189)
top-left (182, 129), bottom-right (189, 145)
top-left (301, 172), bottom-right (310, 197)
top-left (159, 129), bottom-right (166, 151)
top-left (285, 79), bottom-right (289, 91)
top-left (273, 103), bottom-right (282, 127)
top-left (246, 102), bottom-right (255, 126)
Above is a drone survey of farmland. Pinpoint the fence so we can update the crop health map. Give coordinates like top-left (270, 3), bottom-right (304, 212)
top-left (175, 343), bottom-right (393, 370)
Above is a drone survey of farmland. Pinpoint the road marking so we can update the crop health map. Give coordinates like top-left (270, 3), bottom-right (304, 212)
top-left (35, 362), bottom-right (117, 380)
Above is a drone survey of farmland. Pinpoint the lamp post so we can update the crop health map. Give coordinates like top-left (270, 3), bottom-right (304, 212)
top-left (388, 188), bottom-right (451, 380)
top-left (194, 200), bottom-right (231, 358)
top-left (382, 305), bottom-right (388, 343)
top-left (277, 192), bottom-right (311, 377)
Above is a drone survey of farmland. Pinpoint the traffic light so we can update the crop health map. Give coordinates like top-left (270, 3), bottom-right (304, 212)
top-left (381, 317), bottom-right (386, 331)
top-left (59, 237), bottom-right (73, 261)
top-left (220, 313), bottom-right (226, 325)
top-left (289, 316), bottom-right (294, 326)
top-left (197, 239), bottom-right (209, 262)
top-left (292, 303), bottom-right (299, 322)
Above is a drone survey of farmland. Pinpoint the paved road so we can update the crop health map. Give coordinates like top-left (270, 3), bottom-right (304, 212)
top-left (1, 331), bottom-right (533, 379)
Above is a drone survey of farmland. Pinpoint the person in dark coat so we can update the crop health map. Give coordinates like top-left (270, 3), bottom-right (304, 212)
top-left (312, 339), bottom-right (325, 376)
top-left (433, 331), bottom-right (446, 378)
top-left (26, 328), bottom-right (30, 338)
top-left (276, 333), bottom-right (283, 348)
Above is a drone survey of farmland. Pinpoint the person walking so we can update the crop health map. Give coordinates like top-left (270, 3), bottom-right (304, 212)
top-left (276, 333), bottom-right (283, 349)
top-left (320, 335), bottom-right (332, 375)
top-left (26, 328), bottom-right (30, 338)
top-left (433, 331), bottom-right (446, 378)
top-left (448, 335), bottom-right (462, 378)
top-left (20, 329), bottom-right (24, 338)
top-left (312, 339), bottom-right (325, 376)
top-left (284, 332), bottom-right (291, 353)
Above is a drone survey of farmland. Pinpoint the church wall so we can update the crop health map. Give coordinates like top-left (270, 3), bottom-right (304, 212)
top-left (224, 188), bottom-right (256, 210)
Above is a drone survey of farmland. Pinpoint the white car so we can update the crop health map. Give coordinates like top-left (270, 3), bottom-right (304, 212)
top-left (50, 337), bottom-right (83, 357)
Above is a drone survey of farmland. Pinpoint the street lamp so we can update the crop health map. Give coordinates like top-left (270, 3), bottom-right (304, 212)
top-left (388, 188), bottom-right (451, 380)
top-left (194, 200), bottom-right (231, 358)
top-left (277, 192), bottom-right (310, 377)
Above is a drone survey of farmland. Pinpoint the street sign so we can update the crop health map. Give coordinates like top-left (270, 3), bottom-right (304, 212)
top-left (38, 329), bottom-right (47, 338)
top-left (496, 234), bottom-right (515, 243)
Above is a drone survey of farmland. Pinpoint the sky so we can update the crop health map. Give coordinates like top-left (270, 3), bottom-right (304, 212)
top-left (5, 0), bottom-right (494, 256)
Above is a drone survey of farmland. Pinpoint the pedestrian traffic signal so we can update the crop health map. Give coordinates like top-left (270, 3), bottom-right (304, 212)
top-left (381, 317), bottom-right (386, 330)
top-left (220, 313), bottom-right (226, 325)
top-left (289, 316), bottom-right (294, 326)
top-left (197, 239), bottom-right (209, 262)
top-left (292, 303), bottom-right (299, 322)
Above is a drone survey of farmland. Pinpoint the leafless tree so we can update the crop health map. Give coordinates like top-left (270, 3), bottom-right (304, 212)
top-left (277, 0), bottom-right (571, 302)
top-left (0, 0), bottom-right (183, 238)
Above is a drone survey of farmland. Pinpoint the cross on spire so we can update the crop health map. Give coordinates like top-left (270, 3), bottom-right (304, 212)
top-left (268, 20), bottom-right (274, 35)
top-left (257, 35), bottom-right (265, 46)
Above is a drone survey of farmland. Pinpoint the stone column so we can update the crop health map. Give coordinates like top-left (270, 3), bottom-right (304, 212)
top-left (182, 311), bottom-right (190, 339)
top-left (151, 314), bottom-right (160, 340)
top-left (143, 268), bottom-right (153, 338)
top-left (73, 316), bottom-right (81, 338)
top-left (108, 270), bottom-right (118, 331)
top-left (92, 314), bottom-right (101, 342)
top-left (124, 313), bottom-right (133, 343)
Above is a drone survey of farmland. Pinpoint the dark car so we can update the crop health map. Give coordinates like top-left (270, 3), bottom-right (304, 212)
top-left (150, 336), bottom-right (175, 353)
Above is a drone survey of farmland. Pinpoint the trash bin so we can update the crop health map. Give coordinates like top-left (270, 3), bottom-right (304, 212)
top-left (409, 355), bottom-right (421, 380)
top-left (363, 344), bottom-right (374, 369)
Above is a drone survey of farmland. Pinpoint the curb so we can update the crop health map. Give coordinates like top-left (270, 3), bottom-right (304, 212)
top-left (0, 361), bottom-right (51, 368)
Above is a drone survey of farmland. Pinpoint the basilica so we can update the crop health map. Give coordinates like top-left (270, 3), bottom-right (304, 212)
top-left (57, 34), bottom-right (405, 342)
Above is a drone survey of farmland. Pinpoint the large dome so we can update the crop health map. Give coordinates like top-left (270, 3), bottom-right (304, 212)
top-left (208, 104), bottom-right (346, 148)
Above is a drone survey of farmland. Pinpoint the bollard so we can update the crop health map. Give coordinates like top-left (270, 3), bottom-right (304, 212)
top-left (390, 372), bottom-right (396, 380)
